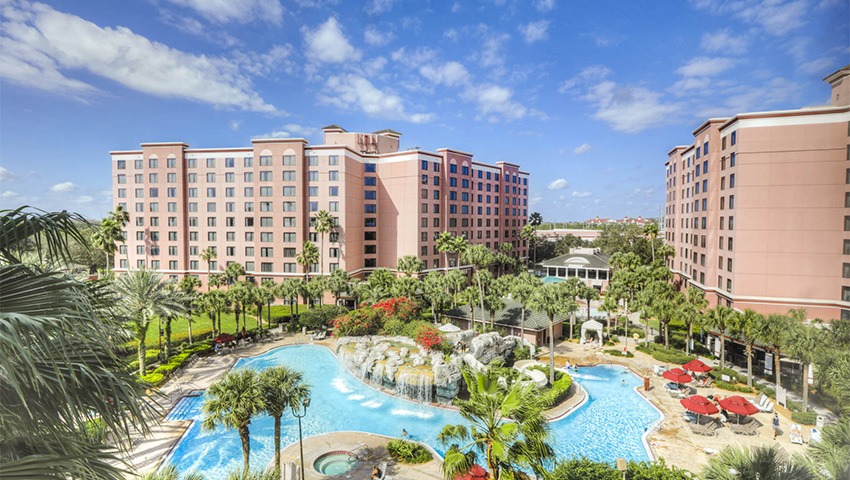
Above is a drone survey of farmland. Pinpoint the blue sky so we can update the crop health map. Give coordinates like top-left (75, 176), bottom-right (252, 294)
top-left (0, 0), bottom-right (847, 221)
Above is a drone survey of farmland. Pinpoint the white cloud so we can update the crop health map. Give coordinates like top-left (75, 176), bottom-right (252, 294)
top-left (798, 57), bottom-right (837, 76)
top-left (253, 123), bottom-right (317, 139)
top-left (690, 0), bottom-right (807, 36)
top-left (547, 179), bottom-right (568, 190)
top-left (0, 166), bottom-right (13, 181)
top-left (0, 2), bottom-right (277, 112)
top-left (572, 191), bottom-right (592, 198)
top-left (677, 57), bottom-right (735, 77)
top-left (162, 0), bottom-right (283, 24)
top-left (451, 2), bottom-right (462, 12)
top-left (320, 74), bottom-right (434, 123)
top-left (365, 0), bottom-right (397, 15)
top-left (463, 84), bottom-right (528, 122)
top-left (444, 28), bottom-right (459, 42)
top-left (419, 61), bottom-right (471, 87)
top-left (478, 33), bottom-right (510, 69)
top-left (303, 17), bottom-right (361, 64)
top-left (229, 120), bottom-right (241, 131)
top-left (1, 190), bottom-right (19, 198)
top-left (670, 76), bottom-right (713, 94)
top-left (50, 181), bottom-right (77, 192)
top-left (519, 20), bottom-right (549, 43)
top-left (582, 81), bottom-right (680, 133)
top-left (573, 143), bottom-right (591, 155)
top-left (74, 195), bottom-right (94, 204)
top-left (558, 65), bottom-right (612, 93)
top-left (700, 29), bottom-right (748, 54)
top-left (529, 195), bottom-right (543, 206)
top-left (364, 26), bottom-right (393, 46)
top-left (536, 0), bottom-right (556, 12)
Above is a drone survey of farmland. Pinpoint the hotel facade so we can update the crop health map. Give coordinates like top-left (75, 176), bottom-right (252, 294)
top-left (664, 65), bottom-right (850, 321)
top-left (111, 125), bottom-right (530, 287)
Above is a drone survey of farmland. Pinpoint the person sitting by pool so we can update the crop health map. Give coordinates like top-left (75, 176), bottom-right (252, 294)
top-left (371, 465), bottom-right (382, 479)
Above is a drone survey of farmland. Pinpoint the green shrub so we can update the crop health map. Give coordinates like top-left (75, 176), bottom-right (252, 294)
top-left (299, 305), bottom-right (348, 330)
top-left (791, 411), bottom-right (817, 425)
top-left (332, 307), bottom-right (385, 336)
top-left (636, 344), bottom-right (695, 365)
top-left (386, 439), bottom-right (433, 464)
top-left (710, 367), bottom-right (747, 385)
top-left (550, 457), bottom-right (619, 480)
top-left (81, 418), bottom-right (107, 444)
top-left (141, 372), bottom-right (165, 386)
top-left (754, 383), bottom-right (776, 399)
top-left (713, 380), bottom-right (754, 393)
top-left (527, 366), bottom-right (573, 407)
top-left (604, 348), bottom-right (634, 358)
top-left (512, 345), bottom-right (531, 362)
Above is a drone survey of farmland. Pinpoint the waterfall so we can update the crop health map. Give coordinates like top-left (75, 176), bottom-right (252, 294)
top-left (396, 369), bottom-right (434, 403)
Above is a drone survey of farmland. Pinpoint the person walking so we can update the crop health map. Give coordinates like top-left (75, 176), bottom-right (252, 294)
top-left (772, 413), bottom-right (781, 439)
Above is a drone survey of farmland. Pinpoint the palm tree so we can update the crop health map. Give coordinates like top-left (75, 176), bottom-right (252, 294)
top-left (178, 275), bottom-right (201, 345)
top-left (225, 262), bottom-right (245, 286)
top-left (446, 269), bottom-right (467, 307)
top-left (643, 222), bottom-right (659, 264)
top-left (314, 210), bottom-right (334, 275)
top-left (497, 242), bottom-right (513, 277)
top-left (460, 286), bottom-right (479, 329)
top-left (392, 275), bottom-right (420, 299)
top-left (529, 282), bottom-right (577, 384)
top-left (704, 305), bottom-right (738, 371)
top-left (785, 319), bottom-right (823, 412)
top-left (528, 212), bottom-right (542, 227)
top-left (209, 272), bottom-right (226, 290)
top-left (561, 277), bottom-right (583, 339)
top-left (679, 288), bottom-right (707, 355)
top-left (803, 417), bottom-right (850, 480)
top-left (0, 207), bottom-right (150, 480)
top-left (598, 294), bottom-right (620, 337)
top-left (228, 281), bottom-right (252, 334)
top-left (201, 289), bottom-right (228, 337)
top-left (730, 309), bottom-right (766, 388)
top-left (519, 225), bottom-right (537, 266)
top-left (277, 278), bottom-right (303, 317)
top-left (296, 241), bottom-right (319, 282)
top-left (702, 445), bottom-right (815, 480)
top-left (259, 280), bottom-right (277, 329)
top-left (200, 247), bottom-right (217, 284)
top-left (327, 268), bottom-right (350, 305)
top-left (759, 313), bottom-right (792, 392)
top-left (438, 370), bottom-right (554, 480)
top-left (160, 284), bottom-right (189, 359)
top-left (436, 232), bottom-right (467, 270)
top-left (510, 272), bottom-right (540, 341)
top-left (462, 244), bottom-right (494, 332)
top-left (397, 255), bottom-right (425, 276)
top-left (304, 276), bottom-right (328, 306)
top-left (90, 216), bottom-right (123, 273)
top-left (114, 268), bottom-right (188, 375)
top-left (577, 283), bottom-right (600, 324)
top-left (202, 370), bottom-right (265, 477)
top-left (258, 367), bottom-right (311, 475)
top-left (423, 272), bottom-right (451, 324)
top-left (139, 465), bottom-right (204, 480)
top-left (366, 268), bottom-right (395, 301)
top-left (108, 205), bottom-right (131, 268)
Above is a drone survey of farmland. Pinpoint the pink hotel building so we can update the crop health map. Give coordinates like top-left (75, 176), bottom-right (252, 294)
top-left (664, 65), bottom-right (850, 321)
top-left (110, 125), bottom-right (530, 286)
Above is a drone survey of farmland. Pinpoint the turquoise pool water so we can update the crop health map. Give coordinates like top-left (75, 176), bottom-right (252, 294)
top-left (164, 345), bottom-right (659, 479)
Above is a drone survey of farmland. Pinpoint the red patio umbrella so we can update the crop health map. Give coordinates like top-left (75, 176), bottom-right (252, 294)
top-left (662, 368), bottom-right (693, 385)
top-left (682, 359), bottom-right (712, 373)
top-left (717, 395), bottom-right (760, 421)
top-left (455, 464), bottom-right (488, 480)
top-left (680, 395), bottom-right (718, 423)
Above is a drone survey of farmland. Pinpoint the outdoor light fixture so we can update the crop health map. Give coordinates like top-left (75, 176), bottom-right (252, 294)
top-left (616, 458), bottom-right (627, 480)
top-left (292, 397), bottom-right (311, 480)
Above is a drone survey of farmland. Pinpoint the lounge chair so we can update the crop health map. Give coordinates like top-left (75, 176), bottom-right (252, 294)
top-left (699, 377), bottom-right (713, 388)
top-left (653, 365), bottom-right (667, 376)
top-left (758, 400), bottom-right (774, 413)
top-left (377, 461), bottom-right (389, 479)
top-left (789, 424), bottom-right (804, 444)
top-left (688, 421), bottom-right (718, 436)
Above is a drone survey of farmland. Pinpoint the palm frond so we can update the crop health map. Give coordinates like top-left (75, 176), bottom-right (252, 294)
top-left (0, 207), bottom-right (89, 265)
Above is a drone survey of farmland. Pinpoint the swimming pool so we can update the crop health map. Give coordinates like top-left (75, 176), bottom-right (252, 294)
top-left (163, 345), bottom-right (660, 479)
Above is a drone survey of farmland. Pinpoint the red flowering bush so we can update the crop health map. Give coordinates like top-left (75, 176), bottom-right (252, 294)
top-left (332, 307), bottom-right (385, 337)
top-left (372, 297), bottom-right (421, 321)
top-left (415, 324), bottom-right (444, 351)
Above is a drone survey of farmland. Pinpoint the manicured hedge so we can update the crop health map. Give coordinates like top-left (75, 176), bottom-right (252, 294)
top-left (527, 366), bottom-right (573, 407)
top-left (636, 343), bottom-right (695, 365)
top-left (387, 439), bottom-right (433, 464)
top-left (141, 341), bottom-right (213, 387)
top-left (604, 348), bottom-right (634, 358)
top-left (713, 380), bottom-right (754, 394)
top-left (791, 411), bottom-right (817, 425)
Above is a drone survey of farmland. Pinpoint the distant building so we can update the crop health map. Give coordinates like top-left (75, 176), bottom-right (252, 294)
top-left (111, 125), bottom-right (530, 287)
top-left (535, 228), bottom-right (602, 242)
top-left (538, 247), bottom-right (611, 291)
top-left (445, 299), bottom-right (568, 347)
top-left (586, 215), bottom-right (656, 226)
top-left (664, 65), bottom-right (850, 321)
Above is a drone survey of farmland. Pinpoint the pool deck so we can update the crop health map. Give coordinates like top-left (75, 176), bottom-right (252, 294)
top-left (124, 331), bottom-right (814, 478)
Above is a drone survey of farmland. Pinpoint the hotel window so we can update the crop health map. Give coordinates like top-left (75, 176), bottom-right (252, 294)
top-left (282, 201), bottom-right (295, 211)
top-left (225, 188), bottom-right (235, 198)
top-left (187, 158), bottom-right (197, 168)
top-left (207, 187), bottom-right (216, 197)
top-left (134, 174), bottom-right (143, 183)
top-left (117, 160), bottom-right (126, 169)
top-left (259, 187), bottom-right (273, 197)
top-left (365, 231), bottom-right (377, 241)
top-left (244, 172), bottom-right (253, 182)
top-left (846, 192), bottom-right (850, 208)
top-left (135, 159), bottom-right (143, 169)
top-left (730, 153), bottom-right (736, 167)
top-left (365, 245), bottom-right (377, 254)
top-left (364, 218), bottom-right (377, 227)
top-left (259, 171), bottom-right (273, 181)
top-left (282, 171), bottom-right (295, 181)
top-left (433, 218), bottom-right (440, 227)
top-left (245, 232), bottom-right (254, 241)
top-left (283, 155), bottom-right (295, 166)
top-left (205, 173), bottom-right (215, 183)
top-left (308, 202), bottom-right (318, 212)
top-left (329, 248), bottom-right (339, 258)
top-left (283, 233), bottom-right (296, 242)
top-left (259, 155), bottom-right (273, 166)
top-left (117, 174), bottom-right (126, 184)
top-left (284, 263), bottom-right (297, 273)
top-left (283, 217), bottom-right (296, 227)
top-left (729, 195), bottom-right (735, 209)
top-left (308, 171), bottom-right (318, 181)
top-left (718, 257), bottom-right (724, 269)
top-left (260, 247), bottom-right (273, 257)
top-left (245, 246), bottom-right (255, 256)
top-left (728, 216), bottom-right (734, 230)
top-left (306, 187), bottom-right (317, 197)
top-left (365, 204), bottom-right (377, 213)
top-left (244, 202), bottom-right (254, 212)
top-left (728, 237), bottom-right (733, 250)
top-left (308, 155), bottom-right (318, 166)
top-left (364, 163), bottom-right (376, 172)
top-left (329, 186), bottom-right (339, 196)
top-left (844, 263), bottom-right (850, 278)
top-left (846, 168), bottom-right (850, 184)
top-left (433, 176), bottom-right (439, 186)
top-left (260, 217), bottom-right (273, 227)
top-left (731, 131), bottom-right (736, 145)
top-left (206, 158), bottom-right (216, 168)
top-left (207, 232), bottom-right (217, 241)
top-left (329, 201), bottom-right (339, 212)
top-left (729, 174), bottom-right (735, 188)
top-left (330, 232), bottom-right (339, 242)
top-left (245, 261), bottom-right (255, 271)
top-left (364, 176), bottom-right (377, 186)
top-left (226, 217), bottom-right (236, 226)
top-left (149, 173), bottom-right (159, 183)
top-left (328, 155), bottom-right (339, 166)
top-left (225, 157), bottom-right (234, 168)
top-left (721, 177), bottom-right (726, 190)
top-left (245, 217), bottom-right (254, 227)
top-left (845, 216), bottom-right (850, 231)
top-left (365, 190), bottom-right (377, 200)
top-left (135, 188), bottom-right (144, 198)
top-left (720, 217), bottom-right (725, 230)
top-left (282, 186), bottom-right (295, 196)
top-left (329, 170), bottom-right (339, 181)
top-left (207, 217), bottom-right (217, 227)
top-left (727, 258), bottom-right (732, 271)
top-left (243, 157), bottom-right (253, 167)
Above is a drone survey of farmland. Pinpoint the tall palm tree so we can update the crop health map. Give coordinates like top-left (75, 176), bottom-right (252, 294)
top-left (577, 283), bottom-right (600, 324)
top-left (679, 288), bottom-right (707, 355)
top-left (107, 205), bottom-right (131, 269)
top-left (259, 280), bottom-right (277, 329)
top-left (423, 272), bottom-right (451, 324)
top-left (304, 276), bottom-right (327, 306)
top-left (528, 212), bottom-right (542, 227)
top-left (200, 247), bottom-right (217, 285)
top-left (202, 370), bottom-right (265, 477)
top-left (438, 370), bottom-right (554, 480)
top-left (510, 272), bottom-right (540, 341)
top-left (562, 277), bottom-right (584, 339)
top-left (704, 305), bottom-right (738, 371)
top-left (90, 216), bottom-right (123, 273)
top-left (327, 268), bottom-right (350, 305)
top-left (462, 244), bottom-right (494, 332)
top-left (0, 207), bottom-right (150, 480)
top-left (313, 210), bottom-right (334, 275)
top-left (785, 320), bottom-right (822, 412)
top-left (178, 275), bottom-right (201, 345)
top-left (114, 268), bottom-right (188, 375)
top-left (759, 313), bottom-right (792, 392)
top-left (391, 275), bottom-right (420, 299)
top-left (598, 294), bottom-right (620, 337)
top-left (397, 255), bottom-right (425, 276)
top-left (225, 262), bottom-right (245, 286)
top-left (366, 268), bottom-right (395, 301)
top-left (446, 269), bottom-right (467, 308)
top-left (730, 309), bottom-right (765, 388)
top-left (519, 225), bottom-right (537, 266)
top-left (227, 282), bottom-right (252, 334)
top-left (258, 367), bottom-right (311, 475)
top-left (702, 445), bottom-right (815, 480)
top-left (296, 241), bottom-right (319, 282)
top-left (209, 272), bottom-right (226, 290)
top-left (277, 278), bottom-right (303, 317)
top-left (529, 282), bottom-right (577, 384)
top-left (643, 223), bottom-right (659, 264)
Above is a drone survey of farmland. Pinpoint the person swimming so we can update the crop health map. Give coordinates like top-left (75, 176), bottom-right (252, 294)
top-left (402, 428), bottom-right (408, 437)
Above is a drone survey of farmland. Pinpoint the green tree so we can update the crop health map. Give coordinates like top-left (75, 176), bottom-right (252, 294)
top-left (397, 255), bottom-right (425, 276)
top-left (138, 464), bottom-right (204, 480)
top-left (277, 278), bottom-right (303, 317)
top-left (678, 288), bottom-right (707, 356)
top-left (392, 275), bottom-right (420, 299)
top-left (702, 445), bottom-right (814, 480)
top-left (313, 210), bottom-right (334, 275)
top-left (423, 272), bottom-right (451, 324)
top-left (785, 319), bottom-right (823, 412)
top-left (114, 268), bottom-right (188, 375)
top-left (462, 244), bottom-right (494, 332)
top-left (562, 277), bottom-right (584, 339)
top-left (0, 207), bottom-right (150, 479)
top-left (759, 313), bottom-right (792, 392)
top-left (803, 417), bottom-right (850, 480)
top-left (576, 283), bottom-right (600, 324)
top-left (704, 306), bottom-right (738, 371)
top-left (327, 268), bottom-right (350, 304)
top-left (519, 225), bottom-right (537, 266)
top-left (201, 289), bottom-right (228, 337)
top-left (225, 262), bottom-right (246, 286)
top-left (528, 212), bottom-right (542, 227)
top-left (178, 275), bottom-right (201, 345)
top-left (258, 367), bottom-right (310, 475)
top-left (90, 217), bottom-right (122, 273)
top-left (304, 276), bottom-right (328, 306)
top-left (296, 241), bottom-right (319, 281)
top-left (729, 309), bottom-right (766, 388)
top-left (366, 268), bottom-right (395, 301)
top-left (202, 370), bottom-right (265, 477)
top-left (598, 295), bottom-right (620, 337)
top-left (643, 222), bottom-right (659, 264)
top-left (529, 282), bottom-right (577, 384)
top-left (227, 281), bottom-right (252, 334)
top-left (200, 247), bottom-right (217, 283)
top-left (438, 370), bottom-right (553, 480)
top-left (259, 280), bottom-right (277, 329)
top-left (511, 272), bottom-right (541, 341)
top-left (446, 269), bottom-right (467, 307)
top-left (209, 272), bottom-right (226, 290)
top-left (641, 281), bottom-right (676, 348)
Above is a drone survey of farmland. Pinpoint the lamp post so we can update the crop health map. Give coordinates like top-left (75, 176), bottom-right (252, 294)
top-left (292, 397), bottom-right (311, 480)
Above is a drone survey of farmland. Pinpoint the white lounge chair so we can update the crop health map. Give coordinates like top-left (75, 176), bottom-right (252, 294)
top-left (758, 400), bottom-right (774, 413)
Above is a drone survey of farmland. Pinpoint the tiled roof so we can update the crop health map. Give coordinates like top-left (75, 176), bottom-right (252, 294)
top-left (539, 252), bottom-right (611, 270)
top-left (444, 299), bottom-right (568, 331)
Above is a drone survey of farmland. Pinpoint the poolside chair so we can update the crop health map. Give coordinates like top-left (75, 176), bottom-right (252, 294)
top-left (700, 377), bottom-right (713, 388)
top-left (758, 400), bottom-right (774, 413)
top-left (377, 461), bottom-right (389, 479)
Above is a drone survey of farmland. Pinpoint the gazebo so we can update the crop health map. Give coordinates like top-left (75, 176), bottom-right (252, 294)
top-left (580, 319), bottom-right (604, 346)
